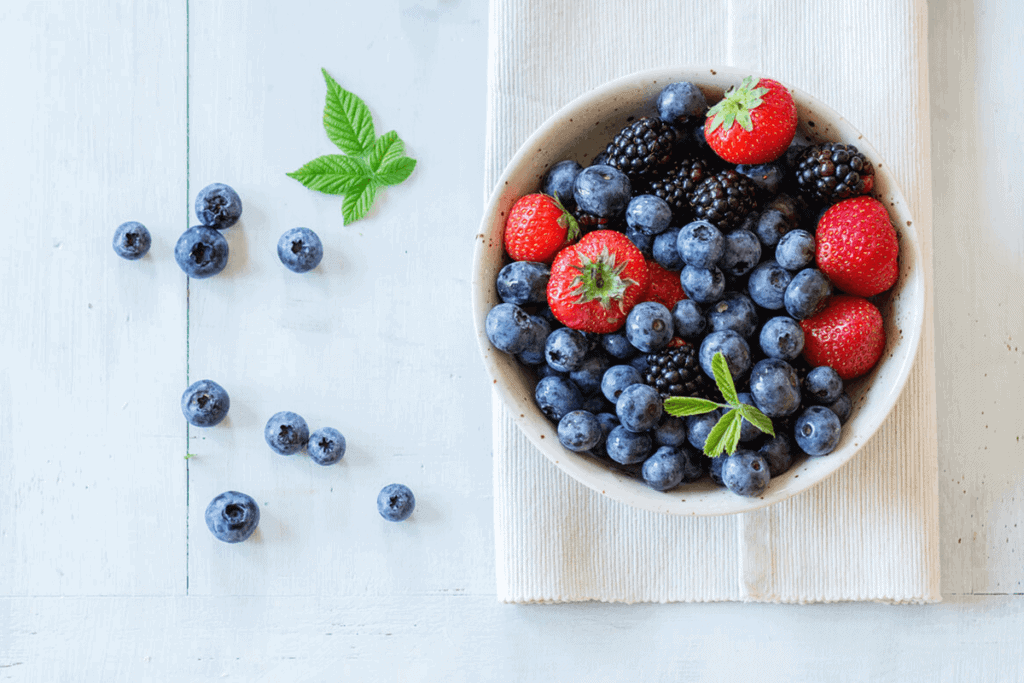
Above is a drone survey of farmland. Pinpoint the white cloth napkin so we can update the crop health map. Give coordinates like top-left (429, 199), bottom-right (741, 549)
top-left (485, 0), bottom-right (939, 603)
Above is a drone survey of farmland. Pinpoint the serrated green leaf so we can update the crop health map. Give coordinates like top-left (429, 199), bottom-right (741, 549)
top-left (737, 403), bottom-right (775, 437)
top-left (321, 68), bottom-right (376, 156)
top-left (376, 156), bottom-right (417, 186)
top-left (664, 396), bottom-right (723, 417)
top-left (736, 109), bottom-right (754, 131)
top-left (711, 351), bottom-right (739, 406)
top-left (366, 130), bottom-right (404, 172)
top-left (286, 154), bottom-right (373, 195)
top-left (341, 177), bottom-right (378, 224)
top-left (703, 409), bottom-right (742, 457)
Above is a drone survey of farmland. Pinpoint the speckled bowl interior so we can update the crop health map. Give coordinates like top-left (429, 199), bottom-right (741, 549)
top-left (472, 67), bottom-right (925, 516)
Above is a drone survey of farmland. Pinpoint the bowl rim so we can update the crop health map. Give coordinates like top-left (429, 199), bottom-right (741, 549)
top-left (472, 66), bottom-right (925, 516)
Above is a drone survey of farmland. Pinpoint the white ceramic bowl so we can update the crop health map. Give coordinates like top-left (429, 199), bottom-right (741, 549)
top-left (472, 67), bottom-right (924, 516)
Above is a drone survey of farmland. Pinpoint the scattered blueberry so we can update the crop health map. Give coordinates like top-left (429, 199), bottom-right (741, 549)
top-left (719, 228), bottom-right (762, 279)
top-left (775, 229), bottom-right (816, 271)
top-left (496, 261), bottom-right (550, 305)
top-left (680, 265), bottom-right (726, 304)
top-left (615, 383), bottom-right (663, 433)
top-left (558, 410), bottom-right (603, 452)
top-left (707, 292), bottom-right (759, 339)
top-left (516, 315), bottom-right (552, 365)
top-left (601, 365), bottom-right (644, 404)
top-left (174, 226), bottom-right (229, 279)
top-left (805, 366), bottom-right (844, 405)
top-left (784, 268), bottom-right (832, 320)
top-left (747, 260), bottom-right (792, 310)
top-left (759, 433), bottom-right (794, 477)
top-left (626, 195), bottom-right (673, 235)
top-left (641, 446), bottom-right (688, 490)
top-left (542, 160), bottom-right (583, 209)
top-left (654, 416), bottom-right (689, 448)
top-left (264, 411), bottom-right (310, 455)
top-left (826, 393), bottom-right (853, 424)
top-left (205, 491), bottom-right (260, 543)
top-left (277, 227), bottom-right (324, 273)
top-left (749, 359), bottom-right (802, 418)
top-left (181, 379), bottom-right (230, 427)
top-left (377, 483), bottom-right (416, 522)
top-left (699, 330), bottom-right (751, 381)
top-left (545, 327), bottom-right (590, 372)
top-left (308, 427), bottom-right (346, 466)
top-left (656, 81), bottom-right (707, 124)
top-left (573, 164), bottom-right (632, 218)
top-left (736, 162), bottom-right (785, 194)
top-left (534, 375), bottom-right (584, 422)
top-left (625, 301), bottom-right (674, 353)
top-left (755, 209), bottom-right (792, 247)
top-left (671, 299), bottom-right (707, 340)
top-left (195, 183), bottom-right (243, 229)
top-left (687, 409), bottom-right (722, 451)
top-left (721, 450), bottom-right (771, 497)
top-left (676, 220), bottom-right (724, 269)
top-left (735, 392), bottom-right (762, 442)
top-left (606, 425), bottom-right (654, 464)
top-left (486, 303), bottom-right (536, 354)
top-left (112, 221), bottom-right (151, 260)
top-left (794, 405), bottom-right (843, 456)
top-left (759, 315), bottom-right (805, 361)
top-left (652, 227), bottom-right (684, 270)
top-left (569, 354), bottom-right (612, 395)
top-left (601, 331), bottom-right (637, 360)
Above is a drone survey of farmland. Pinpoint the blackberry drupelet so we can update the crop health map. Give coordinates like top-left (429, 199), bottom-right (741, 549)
top-left (689, 169), bottom-right (759, 231)
top-left (642, 342), bottom-right (708, 400)
top-left (647, 157), bottom-right (712, 220)
top-left (794, 142), bottom-right (875, 205)
top-left (574, 211), bottom-right (625, 235)
top-left (604, 117), bottom-right (679, 180)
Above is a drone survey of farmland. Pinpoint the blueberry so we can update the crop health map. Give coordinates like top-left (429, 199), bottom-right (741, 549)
top-left (264, 411), bottom-right (310, 455)
top-left (680, 265), bottom-right (726, 304)
top-left (735, 162), bottom-right (785, 194)
top-left (687, 409), bottom-right (722, 451)
top-left (545, 327), bottom-right (590, 372)
top-left (601, 331), bottom-right (637, 360)
top-left (112, 221), bottom-right (151, 260)
top-left (657, 82), bottom-right (708, 124)
top-left (759, 316), bottom-right (805, 361)
top-left (195, 183), bottom-right (242, 229)
top-left (628, 353), bottom-right (652, 375)
top-left (735, 392), bottom-right (762, 443)
top-left (764, 193), bottom-right (802, 228)
top-left (755, 209), bottom-right (792, 247)
top-left (591, 412), bottom-right (620, 458)
top-left (721, 450), bottom-right (771, 497)
top-left (615, 383), bottom-right (663, 433)
top-left (606, 425), bottom-right (654, 464)
top-left (581, 394), bottom-right (611, 414)
top-left (536, 363), bottom-right (567, 380)
top-left (558, 410), bottom-right (603, 452)
top-left (699, 330), bottom-right (751, 381)
top-left (573, 165), bottom-right (632, 217)
top-left (749, 359), bottom-right (802, 418)
top-left (784, 268), bottom-right (832, 320)
top-left (775, 229), bottom-right (816, 271)
top-left (652, 227), bottom-right (684, 270)
top-left (205, 491), bottom-right (260, 543)
top-left (709, 454), bottom-right (728, 486)
top-left (377, 483), bottom-right (415, 522)
top-left (650, 415), bottom-right (688, 450)
top-left (805, 366), bottom-right (844, 405)
top-left (308, 427), bottom-right (346, 465)
top-left (181, 379), bottom-right (230, 427)
top-left (174, 226), bottom-right (229, 279)
top-left (676, 220), bottom-right (724, 269)
top-left (623, 225), bottom-right (655, 259)
top-left (707, 292), bottom-right (759, 339)
top-left (641, 446), bottom-right (697, 490)
top-left (625, 301), bottom-right (674, 353)
top-left (719, 228), bottom-right (761, 279)
top-left (516, 315), bottom-right (551, 365)
top-left (569, 354), bottom-right (612, 395)
top-left (794, 406), bottom-right (843, 456)
top-left (277, 227), bottom-right (324, 273)
top-left (826, 393), bottom-right (853, 424)
top-left (758, 433), bottom-right (794, 477)
top-left (692, 121), bottom-right (709, 151)
top-left (747, 260), bottom-right (792, 310)
top-left (601, 365), bottom-right (644, 404)
top-left (626, 195), bottom-right (673, 235)
top-left (496, 261), bottom-right (549, 305)
top-left (485, 303), bottom-right (536, 354)
top-left (671, 299), bottom-right (707, 340)
top-left (542, 160), bottom-right (583, 209)
top-left (534, 375), bottom-right (584, 422)
top-left (534, 304), bottom-right (563, 330)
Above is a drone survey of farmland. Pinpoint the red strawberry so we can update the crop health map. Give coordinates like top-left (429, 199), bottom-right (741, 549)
top-left (641, 260), bottom-right (686, 309)
top-left (503, 193), bottom-right (580, 263)
top-left (546, 230), bottom-right (649, 333)
top-left (816, 196), bottom-right (899, 297)
top-left (704, 76), bottom-right (798, 165)
top-left (800, 295), bottom-right (886, 380)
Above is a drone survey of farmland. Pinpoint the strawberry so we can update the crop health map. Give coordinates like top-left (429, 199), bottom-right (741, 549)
top-left (640, 260), bottom-right (686, 309)
top-left (703, 76), bottom-right (798, 165)
top-left (800, 295), bottom-right (886, 380)
top-left (816, 196), bottom-right (899, 297)
top-left (503, 193), bottom-right (580, 263)
top-left (546, 230), bottom-right (649, 333)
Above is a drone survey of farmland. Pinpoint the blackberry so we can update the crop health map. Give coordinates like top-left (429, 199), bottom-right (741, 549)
top-left (689, 169), bottom-right (758, 231)
top-left (647, 157), bottom-right (712, 220)
top-left (794, 142), bottom-right (875, 205)
top-left (574, 211), bottom-right (624, 235)
top-left (604, 117), bottom-right (679, 180)
top-left (642, 343), bottom-right (708, 400)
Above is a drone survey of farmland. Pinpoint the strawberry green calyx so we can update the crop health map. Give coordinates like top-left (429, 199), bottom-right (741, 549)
top-left (706, 76), bottom-right (771, 134)
top-left (569, 247), bottom-right (637, 311)
top-left (550, 193), bottom-right (581, 242)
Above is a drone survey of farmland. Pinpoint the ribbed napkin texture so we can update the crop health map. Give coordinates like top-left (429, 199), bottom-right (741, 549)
top-left (486, 0), bottom-right (939, 603)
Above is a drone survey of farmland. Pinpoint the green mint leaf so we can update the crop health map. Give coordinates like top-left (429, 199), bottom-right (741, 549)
top-left (711, 351), bottom-right (739, 406)
top-left (703, 408), bottom-right (742, 458)
top-left (321, 68), bottom-right (376, 156)
top-left (342, 177), bottom-right (378, 224)
top-left (286, 154), bottom-right (373, 195)
top-left (375, 156), bottom-right (417, 186)
top-left (737, 403), bottom-right (775, 438)
top-left (664, 396), bottom-right (723, 417)
top-left (366, 130), bottom-right (405, 172)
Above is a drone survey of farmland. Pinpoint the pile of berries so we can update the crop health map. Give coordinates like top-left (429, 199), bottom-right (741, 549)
top-left (485, 76), bottom-right (899, 498)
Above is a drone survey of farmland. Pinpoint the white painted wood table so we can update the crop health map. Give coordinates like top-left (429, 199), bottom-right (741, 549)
top-left (1, 0), bottom-right (1022, 680)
